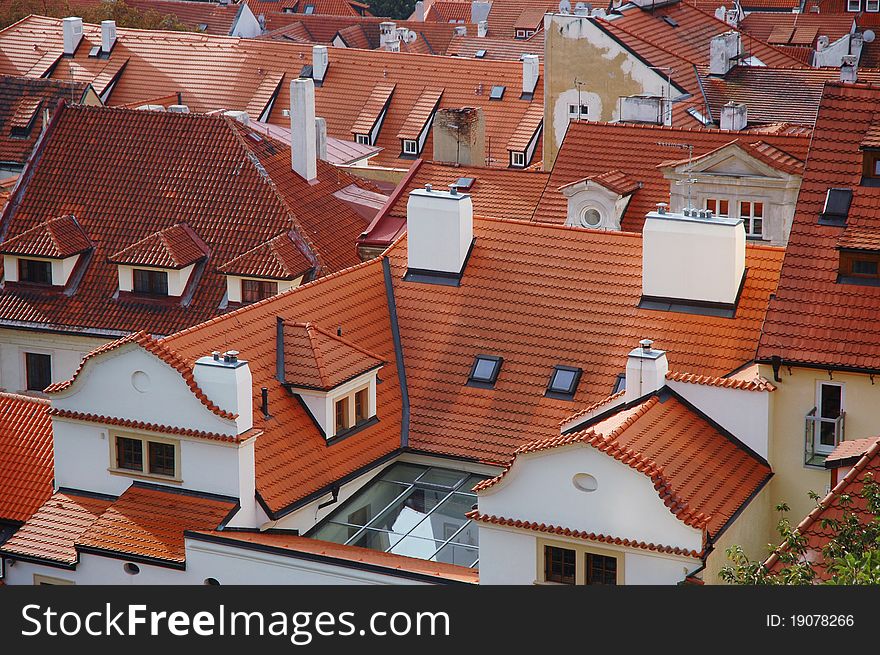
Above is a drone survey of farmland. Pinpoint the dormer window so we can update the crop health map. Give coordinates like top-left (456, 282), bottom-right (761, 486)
top-left (468, 355), bottom-right (503, 388)
top-left (355, 134), bottom-right (371, 145)
top-left (510, 151), bottom-right (526, 168)
top-left (546, 365), bottom-right (582, 399)
top-left (111, 433), bottom-right (180, 480)
top-left (133, 268), bottom-right (169, 296)
top-left (241, 279), bottom-right (278, 304)
top-left (837, 226), bottom-right (880, 285)
top-left (218, 230), bottom-right (311, 306)
top-left (402, 139), bottom-right (419, 155)
top-left (0, 215), bottom-right (91, 289)
top-left (863, 151), bottom-right (880, 185)
top-left (18, 258), bottom-right (52, 285)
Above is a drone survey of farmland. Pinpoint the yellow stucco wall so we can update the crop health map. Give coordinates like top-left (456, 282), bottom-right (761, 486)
top-left (704, 481), bottom-right (773, 584)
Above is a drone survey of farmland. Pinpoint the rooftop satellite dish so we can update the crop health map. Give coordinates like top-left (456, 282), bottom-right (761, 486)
top-left (405, 29), bottom-right (418, 43)
top-left (574, 1), bottom-right (588, 15)
top-left (559, 0), bottom-right (572, 13)
top-left (865, 29), bottom-right (876, 43)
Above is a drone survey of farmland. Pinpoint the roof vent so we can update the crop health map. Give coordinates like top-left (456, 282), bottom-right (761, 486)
top-left (475, 49), bottom-right (487, 58)
top-left (819, 188), bottom-right (852, 225)
top-left (455, 177), bottom-right (476, 190)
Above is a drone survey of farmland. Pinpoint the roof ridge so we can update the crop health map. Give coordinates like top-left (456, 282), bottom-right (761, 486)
top-left (665, 370), bottom-right (776, 392)
top-left (304, 323), bottom-right (331, 389)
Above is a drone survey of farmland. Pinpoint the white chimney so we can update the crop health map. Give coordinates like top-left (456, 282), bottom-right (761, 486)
top-left (290, 78), bottom-right (317, 181)
top-left (471, 0), bottom-right (491, 24)
top-left (522, 54), bottom-right (539, 97)
top-left (379, 21), bottom-right (398, 48)
top-left (478, 21), bottom-right (488, 37)
top-left (709, 30), bottom-right (741, 76)
top-left (62, 17), bottom-right (83, 56)
top-left (413, 0), bottom-right (425, 21)
top-left (642, 208), bottom-right (746, 306)
top-left (454, 25), bottom-right (467, 36)
top-left (817, 35), bottom-right (829, 51)
top-left (315, 116), bottom-right (327, 161)
top-left (406, 185), bottom-right (473, 277)
top-left (619, 95), bottom-right (666, 124)
top-left (624, 339), bottom-right (668, 404)
top-left (720, 101), bottom-right (747, 131)
top-left (312, 45), bottom-right (329, 84)
top-left (193, 350), bottom-right (254, 434)
top-left (101, 20), bottom-right (117, 54)
top-left (841, 55), bottom-right (858, 83)
top-left (224, 110), bottom-right (250, 125)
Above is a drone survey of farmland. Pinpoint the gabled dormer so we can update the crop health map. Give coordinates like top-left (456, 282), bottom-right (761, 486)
top-left (350, 83), bottom-right (395, 146)
top-left (1, 215), bottom-right (92, 290)
top-left (218, 230), bottom-right (313, 306)
top-left (397, 87), bottom-right (443, 157)
top-left (559, 170), bottom-right (641, 231)
top-left (108, 223), bottom-right (209, 302)
top-left (276, 320), bottom-right (385, 442)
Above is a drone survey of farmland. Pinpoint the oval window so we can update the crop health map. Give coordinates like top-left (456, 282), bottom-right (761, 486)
top-left (131, 370), bottom-right (151, 393)
top-left (580, 208), bottom-right (602, 227)
top-left (124, 563), bottom-right (140, 575)
top-left (572, 473), bottom-right (598, 492)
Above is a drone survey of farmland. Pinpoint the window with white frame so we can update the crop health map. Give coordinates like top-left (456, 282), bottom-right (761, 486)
top-left (510, 151), bottom-right (526, 168)
top-left (402, 139), bottom-right (418, 155)
top-left (868, 0), bottom-right (879, 10)
top-left (805, 382), bottom-right (845, 466)
top-left (515, 29), bottom-right (526, 38)
top-left (112, 433), bottom-right (180, 479)
top-left (355, 134), bottom-right (370, 145)
top-left (568, 104), bottom-right (589, 121)
top-left (740, 201), bottom-right (764, 238)
top-left (848, 0), bottom-right (861, 10)
top-left (704, 198), bottom-right (729, 217)
top-left (333, 385), bottom-right (372, 437)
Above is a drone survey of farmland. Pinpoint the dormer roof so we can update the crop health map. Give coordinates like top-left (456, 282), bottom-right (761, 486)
top-left (558, 170), bottom-right (641, 197)
top-left (281, 321), bottom-right (385, 391)
top-left (108, 223), bottom-right (209, 269)
top-left (0, 214), bottom-right (91, 259)
top-left (218, 230), bottom-right (312, 281)
top-left (658, 139), bottom-right (805, 177)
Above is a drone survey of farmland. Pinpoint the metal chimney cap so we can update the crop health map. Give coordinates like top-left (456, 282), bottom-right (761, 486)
top-left (223, 350), bottom-right (240, 363)
top-left (639, 338), bottom-right (654, 351)
top-left (656, 202), bottom-right (668, 215)
top-left (425, 183), bottom-right (432, 192)
top-left (449, 184), bottom-right (458, 195)
top-left (212, 351), bottom-right (221, 361)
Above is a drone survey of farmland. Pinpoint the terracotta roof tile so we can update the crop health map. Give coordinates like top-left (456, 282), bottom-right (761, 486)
top-left (836, 226), bottom-right (880, 252)
top-left (825, 436), bottom-right (880, 465)
top-left (108, 223), bottom-right (209, 269)
top-left (0, 215), bottom-right (91, 259)
top-left (281, 321), bottom-right (385, 390)
top-left (336, 24), bottom-right (371, 49)
top-left (506, 101), bottom-right (543, 152)
top-left (0, 491), bottom-right (113, 565)
top-left (558, 170), bottom-right (641, 197)
top-left (740, 12), bottom-right (854, 47)
top-left (65, 0), bottom-right (240, 36)
top-left (218, 230), bottom-right (312, 280)
top-left (76, 485), bottom-right (236, 564)
top-left (247, 0), bottom-right (370, 20)
top-left (396, 87), bottom-right (443, 140)
top-left (444, 31), bottom-right (544, 61)
top-left (351, 83), bottom-right (396, 135)
top-left (513, 7), bottom-right (547, 31)
top-left (0, 393), bottom-right (53, 524)
top-left (424, 1), bottom-right (472, 24)
top-left (665, 371), bottom-right (776, 392)
top-left (467, 511), bottom-right (702, 558)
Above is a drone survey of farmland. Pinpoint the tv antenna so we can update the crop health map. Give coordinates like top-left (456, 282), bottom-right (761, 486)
top-left (657, 141), bottom-right (696, 210)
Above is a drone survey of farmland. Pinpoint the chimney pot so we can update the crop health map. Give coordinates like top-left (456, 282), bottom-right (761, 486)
top-left (194, 352), bottom-right (253, 433)
top-left (640, 338), bottom-right (653, 351)
top-left (449, 184), bottom-right (458, 195)
top-left (841, 55), bottom-right (858, 83)
top-left (212, 351), bottom-right (221, 361)
top-left (656, 202), bottom-right (668, 215)
top-left (425, 184), bottom-right (432, 192)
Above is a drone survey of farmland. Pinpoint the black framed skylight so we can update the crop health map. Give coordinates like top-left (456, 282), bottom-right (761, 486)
top-left (545, 365), bottom-right (582, 399)
top-left (454, 177), bottom-right (475, 190)
top-left (613, 373), bottom-right (626, 394)
top-left (468, 354), bottom-right (503, 387)
top-left (819, 188), bottom-right (853, 225)
top-left (489, 85), bottom-right (506, 100)
top-left (475, 49), bottom-right (487, 58)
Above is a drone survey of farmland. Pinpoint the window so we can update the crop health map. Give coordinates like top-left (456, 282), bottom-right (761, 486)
top-left (848, 0), bottom-right (861, 10)
top-left (113, 434), bottom-right (178, 478)
top-left (354, 387), bottom-right (369, 424)
top-left (304, 4), bottom-right (315, 13)
top-left (510, 151), bottom-right (526, 168)
top-left (869, 0), bottom-right (880, 10)
top-left (474, 49), bottom-right (487, 58)
top-left (863, 152), bottom-right (880, 184)
top-left (586, 552), bottom-right (618, 585)
top-left (489, 86), bottom-right (506, 100)
top-left (133, 268), bottom-right (168, 296)
top-left (468, 355), bottom-right (503, 387)
top-left (839, 250), bottom-right (880, 282)
top-left (820, 188), bottom-right (853, 224)
top-left (18, 258), bottom-right (52, 285)
top-left (355, 134), bottom-right (370, 145)
top-left (515, 29), bottom-right (526, 38)
top-left (580, 207), bottom-right (602, 227)
top-left (805, 382), bottom-right (845, 466)
top-left (402, 139), bottom-right (418, 155)
top-left (335, 396), bottom-right (350, 435)
top-left (705, 198), bottom-right (729, 217)
top-left (568, 104), bottom-right (589, 120)
top-left (24, 352), bottom-right (51, 392)
top-left (241, 279), bottom-right (278, 304)
top-left (544, 545), bottom-right (576, 584)
top-left (740, 201), bottom-right (764, 238)
top-left (547, 365), bottom-right (582, 398)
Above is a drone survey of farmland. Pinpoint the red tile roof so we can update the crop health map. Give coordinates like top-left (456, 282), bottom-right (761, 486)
top-left (76, 485), bottom-right (236, 565)
top-left (558, 170), bottom-right (641, 197)
top-left (0, 491), bottom-right (113, 565)
top-left (665, 371), bottom-right (776, 392)
top-left (740, 11), bottom-right (854, 48)
top-left (218, 230), bottom-right (312, 280)
top-left (351, 83), bottom-right (396, 135)
top-left (108, 223), bottom-right (209, 269)
top-left (64, 0), bottom-right (241, 36)
top-left (758, 82), bottom-right (880, 371)
top-left (765, 437), bottom-right (880, 579)
top-left (444, 31), bottom-right (544, 61)
top-left (246, 0), bottom-right (370, 19)
top-left (825, 436), bottom-right (879, 465)
top-left (424, 1), bottom-right (472, 24)
top-left (0, 393), bottom-right (54, 524)
top-left (396, 87), bottom-right (443, 140)
top-left (536, 120), bottom-right (810, 231)
top-left (0, 103), bottom-right (375, 337)
top-left (0, 215), bottom-right (92, 259)
top-left (281, 321), bottom-right (385, 390)
top-left (836, 226), bottom-right (880, 251)
top-left (506, 101), bottom-right (543, 152)
top-left (0, 75), bottom-right (91, 167)
top-left (475, 392), bottom-right (771, 538)
top-left (189, 530), bottom-right (479, 582)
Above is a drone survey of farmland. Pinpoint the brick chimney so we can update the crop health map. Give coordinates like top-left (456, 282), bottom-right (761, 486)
top-left (406, 185), bottom-right (474, 280)
top-left (624, 339), bottom-right (668, 404)
top-left (432, 107), bottom-right (485, 166)
top-left (62, 17), bottom-right (83, 56)
top-left (290, 78), bottom-right (317, 181)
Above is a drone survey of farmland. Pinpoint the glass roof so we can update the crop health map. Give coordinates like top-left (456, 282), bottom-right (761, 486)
top-left (307, 462), bottom-right (488, 569)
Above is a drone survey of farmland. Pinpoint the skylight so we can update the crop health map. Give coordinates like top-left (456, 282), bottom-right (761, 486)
top-left (489, 85), bottom-right (506, 100)
top-left (88, 45), bottom-right (101, 58)
top-left (454, 177), bottom-right (475, 190)
top-left (475, 49), bottom-right (487, 58)
top-left (661, 16), bottom-right (678, 27)
top-left (819, 188), bottom-right (853, 225)
top-left (546, 365), bottom-right (582, 398)
top-left (468, 354), bottom-right (503, 387)
top-left (299, 64), bottom-right (313, 79)
top-left (308, 463), bottom-right (488, 568)
top-left (304, 4), bottom-right (316, 13)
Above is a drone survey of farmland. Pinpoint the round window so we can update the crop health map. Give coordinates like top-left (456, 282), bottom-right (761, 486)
top-left (572, 473), bottom-right (598, 492)
top-left (580, 208), bottom-right (602, 227)
top-left (204, 577), bottom-right (221, 586)
top-left (131, 370), bottom-right (151, 393)
top-left (124, 563), bottom-right (140, 575)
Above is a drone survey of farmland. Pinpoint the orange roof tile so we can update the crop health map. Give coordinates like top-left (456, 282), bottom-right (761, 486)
top-left (64, 0), bottom-right (240, 36)
top-left (281, 321), bottom-right (385, 390)
top-left (467, 512), bottom-right (702, 558)
top-left (758, 82), bottom-right (880, 371)
top-left (740, 12), bottom-right (854, 47)
top-left (558, 170), bottom-right (642, 197)
top-left (506, 101), bottom-right (542, 152)
top-left (218, 230), bottom-right (312, 280)
top-left (444, 31), bottom-right (544, 61)
top-left (396, 87), bottom-right (443, 140)
top-left (336, 24), bottom-right (371, 49)
top-left (0, 215), bottom-right (92, 259)
top-left (836, 226), bottom-right (880, 252)
top-left (188, 530), bottom-right (479, 583)
top-left (76, 484), bottom-right (237, 565)
top-left (0, 393), bottom-right (54, 524)
top-left (247, 0), bottom-right (370, 19)
top-left (351, 83), bottom-right (396, 135)
top-left (0, 491), bottom-right (113, 566)
top-left (665, 371), bottom-right (776, 392)
top-left (513, 7), bottom-right (547, 31)
top-left (825, 436), bottom-right (880, 465)
top-left (424, 1), bottom-right (472, 24)
top-left (108, 223), bottom-right (209, 269)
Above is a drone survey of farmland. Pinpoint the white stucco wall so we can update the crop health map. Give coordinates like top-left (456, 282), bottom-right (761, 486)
top-left (117, 264), bottom-right (194, 297)
top-left (0, 327), bottom-right (109, 392)
top-left (476, 525), bottom-right (539, 584)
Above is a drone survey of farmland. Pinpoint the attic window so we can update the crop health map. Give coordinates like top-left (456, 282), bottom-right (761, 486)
top-left (355, 134), bottom-right (370, 145)
top-left (468, 355), bottom-right (503, 387)
top-left (839, 250), bottom-right (880, 286)
top-left (489, 86), bottom-right (506, 100)
top-left (475, 49), bottom-right (487, 58)
top-left (818, 188), bottom-right (853, 225)
top-left (304, 4), bottom-right (316, 13)
top-left (133, 269), bottom-right (169, 296)
top-left (88, 45), bottom-right (101, 58)
top-left (510, 151), bottom-right (526, 168)
top-left (613, 373), bottom-right (626, 394)
top-left (661, 16), bottom-right (678, 27)
top-left (454, 177), bottom-right (475, 190)
top-left (300, 65), bottom-right (314, 79)
top-left (862, 151), bottom-right (880, 186)
top-left (18, 259), bottom-right (52, 285)
top-left (546, 366), bottom-right (582, 399)
top-left (198, 23), bottom-right (208, 31)
top-left (402, 139), bottom-right (419, 155)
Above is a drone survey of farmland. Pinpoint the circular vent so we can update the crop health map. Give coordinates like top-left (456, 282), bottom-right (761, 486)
top-left (572, 473), bottom-right (598, 492)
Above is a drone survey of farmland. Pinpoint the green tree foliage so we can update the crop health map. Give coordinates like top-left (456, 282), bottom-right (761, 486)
top-left (1, 0), bottom-right (194, 31)
top-left (366, 0), bottom-right (417, 20)
top-left (720, 473), bottom-right (880, 585)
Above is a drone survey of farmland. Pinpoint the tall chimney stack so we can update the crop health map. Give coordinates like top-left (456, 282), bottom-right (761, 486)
top-left (312, 45), bottom-right (328, 85)
top-left (406, 185), bottom-right (474, 280)
top-left (522, 54), bottom-right (539, 99)
top-left (709, 31), bottom-right (741, 76)
top-left (62, 17), bottom-right (83, 56)
top-left (290, 79), bottom-right (317, 182)
top-left (101, 20), bottom-right (117, 54)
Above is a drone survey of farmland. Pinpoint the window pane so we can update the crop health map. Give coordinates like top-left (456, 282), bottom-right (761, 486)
top-left (25, 352), bottom-right (51, 391)
top-left (417, 468), bottom-right (469, 489)
top-left (550, 368), bottom-right (577, 392)
top-left (366, 486), bottom-right (449, 533)
top-left (402, 491), bottom-right (473, 544)
top-left (242, 279), bottom-right (278, 304)
top-left (432, 541), bottom-right (480, 567)
top-left (379, 463), bottom-right (425, 484)
top-left (18, 259), bottom-right (52, 285)
top-left (544, 545), bottom-right (576, 584)
top-left (587, 553), bottom-right (618, 585)
top-left (148, 441), bottom-right (175, 477)
top-left (853, 260), bottom-right (878, 276)
top-left (471, 357), bottom-right (497, 381)
top-left (820, 384), bottom-right (842, 419)
top-left (754, 202), bottom-right (763, 217)
top-left (354, 388), bottom-right (369, 424)
top-left (389, 534), bottom-right (444, 559)
top-left (334, 397), bottom-right (349, 434)
top-left (133, 269), bottom-right (168, 295)
top-left (339, 480), bottom-right (408, 527)
top-left (116, 437), bottom-right (143, 471)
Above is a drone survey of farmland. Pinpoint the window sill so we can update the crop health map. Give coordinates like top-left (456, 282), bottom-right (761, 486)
top-left (108, 468), bottom-right (183, 484)
top-left (325, 415), bottom-right (379, 446)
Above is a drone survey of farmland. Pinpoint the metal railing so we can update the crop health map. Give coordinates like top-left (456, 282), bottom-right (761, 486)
top-left (805, 407), bottom-right (845, 466)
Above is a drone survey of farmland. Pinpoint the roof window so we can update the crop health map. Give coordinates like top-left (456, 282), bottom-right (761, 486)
top-left (299, 64), bottom-right (313, 79)
top-left (468, 355), bottom-right (503, 387)
top-left (546, 366), bottom-right (582, 399)
top-left (304, 4), bottom-right (316, 13)
top-left (661, 16), bottom-right (678, 27)
top-left (818, 188), bottom-right (853, 225)
top-left (454, 177), bottom-right (475, 190)
top-left (475, 49), bottom-right (487, 58)
top-left (489, 85), bottom-right (506, 100)
top-left (88, 45), bottom-right (101, 58)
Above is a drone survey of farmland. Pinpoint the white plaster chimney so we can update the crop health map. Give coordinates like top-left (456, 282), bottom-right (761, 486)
top-left (193, 350), bottom-right (254, 434)
top-left (478, 20), bottom-right (488, 37)
top-left (406, 185), bottom-right (473, 276)
top-left (522, 54), bottom-right (540, 97)
top-left (315, 116), bottom-right (327, 161)
top-left (642, 207), bottom-right (746, 306)
top-left (709, 30), bottom-right (741, 76)
top-left (62, 17), bottom-right (83, 56)
top-left (312, 44), bottom-right (328, 84)
top-left (619, 95), bottom-right (666, 124)
top-left (101, 20), bottom-right (117, 54)
top-left (413, 0), bottom-right (425, 21)
top-left (471, 0), bottom-right (491, 24)
top-left (290, 78), bottom-right (317, 181)
top-left (841, 55), bottom-right (858, 83)
top-left (379, 21), bottom-right (398, 49)
top-left (624, 339), bottom-right (668, 404)
top-left (720, 101), bottom-right (747, 131)
top-left (454, 25), bottom-right (467, 36)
